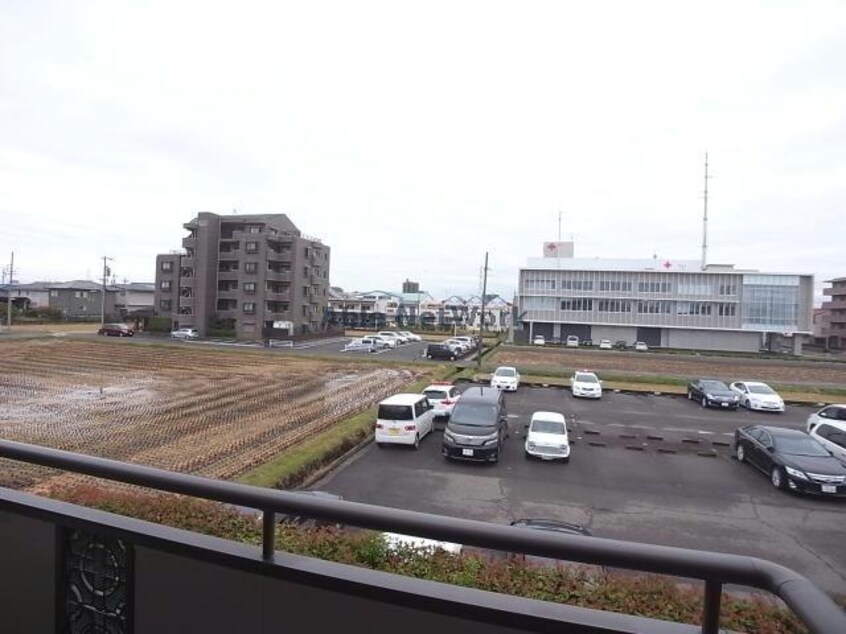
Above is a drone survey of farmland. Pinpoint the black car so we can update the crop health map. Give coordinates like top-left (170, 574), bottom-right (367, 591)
top-left (442, 387), bottom-right (508, 462)
top-left (687, 379), bottom-right (739, 410)
top-left (734, 425), bottom-right (846, 496)
top-left (424, 343), bottom-right (457, 361)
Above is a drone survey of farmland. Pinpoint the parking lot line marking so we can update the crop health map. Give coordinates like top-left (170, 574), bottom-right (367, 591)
top-left (630, 425), bottom-right (656, 430)
top-left (507, 414), bottom-right (521, 418)
top-left (696, 430), bottom-right (714, 435)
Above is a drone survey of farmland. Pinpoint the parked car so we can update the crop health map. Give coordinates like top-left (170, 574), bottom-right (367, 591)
top-left (397, 330), bottom-right (422, 342)
top-left (524, 411), bottom-right (570, 462)
top-left (452, 335), bottom-right (478, 350)
top-left (170, 327), bottom-right (199, 340)
top-left (442, 387), bottom-right (508, 462)
top-left (424, 343), bottom-right (457, 360)
top-left (342, 338), bottom-right (377, 353)
top-left (634, 341), bottom-right (649, 352)
top-left (806, 404), bottom-right (846, 432)
top-left (807, 419), bottom-right (846, 462)
top-left (490, 366), bottom-right (520, 391)
top-left (729, 381), bottom-right (785, 412)
top-left (444, 338), bottom-right (471, 354)
top-left (687, 379), bottom-right (739, 410)
top-left (422, 381), bottom-right (461, 419)
top-left (361, 335), bottom-right (392, 349)
top-left (565, 335), bottom-right (579, 347)
top-left (570, 370), bottom-right (602, 399)
top-left (580, 339), bottom-right (593, 347)
top-left (377, 331), bottom-right (405, 345)
top-left (533, 335), bottom-right (546, 346)
top-left (98, 323), bottom-right (134, 337)
top-left (375, 393), bottom-right (436, 449)
top-left (613, 340), bottom-right (628, 350)
top-left (734, 425), bottom-right (846, 496)
top-left (598, 339), bottom-right (612, 350)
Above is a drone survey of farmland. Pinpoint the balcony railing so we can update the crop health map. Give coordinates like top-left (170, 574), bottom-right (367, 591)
top-left (0, 439), bottom-right (843, 634)
top-left (266, 270), bottom-right (291, 282)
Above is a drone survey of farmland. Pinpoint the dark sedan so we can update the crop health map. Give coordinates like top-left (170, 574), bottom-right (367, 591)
top-left (687, 379), bottom-right (739, 410)
top-left (734, 425), bottom-right (846, 496)
top-left (97, 323), bottom-right (134, 337)
top-left (424, 343), bottom-right (457, 361)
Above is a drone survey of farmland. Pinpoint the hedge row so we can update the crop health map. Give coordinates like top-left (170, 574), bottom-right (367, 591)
top-left (46, 485), bottom-right (804, 633)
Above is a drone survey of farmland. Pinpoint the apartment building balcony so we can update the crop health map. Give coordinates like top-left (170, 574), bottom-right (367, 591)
top-left (265, 290), bottom-right (290, 301)
top-left (182, 236), bottom-right (197, 250)
top-left (821, 300), bottom-right (846, 311)
top-left (0, 440), bottom-right (843, 634)
top-left (179, 277), bottom-right (194, 290)
top-left (266, 270), bottom-right (291, 282)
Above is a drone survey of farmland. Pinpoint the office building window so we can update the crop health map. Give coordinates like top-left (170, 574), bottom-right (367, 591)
top-left (677, 302), bottom-right (712, 316)
top-left (637, 281), bottom-right (671, 293)
top-left (719, 283), bottom-right (737, 296)
top-left (597, 299), bottom-right (632, 313)
top-left (599, 281), bottom-right (632, 292)
top-left (524, 279), bottom-right (556, 291)
top-left (560, 298), bottom-right (593, 311)
top-left (243, 302), bottom-right (256, 314)
top-left (717, 303), bottom-right (737, 317)
top-left (638, 301), bottom-right (671, 314)
top-left (678, 280), bottom-right (712, 295)
top-left (244, 262), bottom-right (258, 274)
top-left (561, 280), bottom-right (593, 291)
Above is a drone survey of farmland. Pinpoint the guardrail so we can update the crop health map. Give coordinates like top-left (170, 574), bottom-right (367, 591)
top-left (0, 438), bottom-right (843, 634)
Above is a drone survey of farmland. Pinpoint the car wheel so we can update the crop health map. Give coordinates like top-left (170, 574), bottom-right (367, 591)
top-left (736, 444), bottom-right (745, 463)
top-left (450, 355), bottom-right (456, 361)
top-left (413, 434), bottom-right (420, 450)
top-left (376, 442), bottom-right (385, 449)
top-left (771, 467), bottom-right (785, 490)
top-left (426, 354), bottom-right (432, 359)
top-left (562, 456), bottom-right (570, 464)
top-left (744, 398), bottom-right (750, 410)
top-left (701, 396), bottom-right (708, 408)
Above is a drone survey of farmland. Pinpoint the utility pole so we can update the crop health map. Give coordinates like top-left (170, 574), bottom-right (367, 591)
top-left (701, 153), bottom-right (710, 270)
top-left (476, 251), bottom-right (489, 370)
top-left (100, 256), bottom-right (113, 326)
top-left (5, 252), bottom-right (13, 330)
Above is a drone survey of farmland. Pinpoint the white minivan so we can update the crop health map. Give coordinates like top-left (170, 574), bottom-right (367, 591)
top-left (375, 394), bottom-right (435, 449)
top-left (808, 417), bottom-right (846, 462)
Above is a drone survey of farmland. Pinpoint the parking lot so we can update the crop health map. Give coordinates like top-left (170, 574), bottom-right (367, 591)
top-left (315, 385), bottom-right (846, 595)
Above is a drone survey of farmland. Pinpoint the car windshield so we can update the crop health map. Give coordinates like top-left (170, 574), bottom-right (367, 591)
top-left (575, 374), bottom-right (598, 383)
top-left (748, 384), bottom-right (775, 395)
top-left (702, 381), bottom-right (729, 391)
top-left (423, 390), bottom-right (447, 400)
top-left (495, 368), bottom-right (515, 377)
top-left (531, 420), bottom-right (566, 434)
top-left (775, 435), bottom-right (830, 457)
top-left (451, 403), bottom-right (497, 425)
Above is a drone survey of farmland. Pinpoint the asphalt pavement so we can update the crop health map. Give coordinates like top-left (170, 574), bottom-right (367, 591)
top-left (313, 386), bottom-right (846, 595)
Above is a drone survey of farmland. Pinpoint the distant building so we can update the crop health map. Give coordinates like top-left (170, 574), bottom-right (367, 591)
top-left (402, 279), bottom-right (420, 293)
top-left (818, 277), bottom-right (846, 350)
top-left (154, 212), bottom-right (330, 339)
top-left (518, 245), bottom-right (813, 353)
top-left (114, 283), bottom-right (155, 316)
top-left (46, 281), bottom-right (120, 320)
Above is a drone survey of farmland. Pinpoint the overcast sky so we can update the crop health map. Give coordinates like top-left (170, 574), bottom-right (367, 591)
top-left (1, 1), bottom-right (844, 302)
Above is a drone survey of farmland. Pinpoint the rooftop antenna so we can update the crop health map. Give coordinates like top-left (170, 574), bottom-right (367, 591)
top-left (557, 209), bottom-right (562, 244)
top-left (701, 153), bottom-right (711, 270)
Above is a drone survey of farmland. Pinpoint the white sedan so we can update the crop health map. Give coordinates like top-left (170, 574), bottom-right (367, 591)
top-left (490, 366), bottom-right (520, 391)
top-left (397, 330), bottom-right (422, 342)
top-left (571, 371), bottom-right (602, 399)
top-left (729, 381), bottom-right (785, 412)
top-left (524, 411), bottom-right (570, 462)
top-left (170, 327), bottom-right (199, 340)
top-left (533, 335), bottom-right (546, 346)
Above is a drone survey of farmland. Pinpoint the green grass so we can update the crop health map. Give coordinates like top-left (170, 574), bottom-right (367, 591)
top-left (237, 366), bottom-right (455, 489)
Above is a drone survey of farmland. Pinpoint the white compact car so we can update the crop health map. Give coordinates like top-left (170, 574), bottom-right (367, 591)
top-left (571, 370), bottom-right (602, 399)
top-left (378, 331), bottom-right (406, 345)
top-left (397, 330), bottom-right (422, 342)
top-left (565, 335), bottom-right (579, 347)
top-left (634, 341), bottom-right (649, 352)
top-left (598, 339), bottom-right (612, 350)
top-left (806, 404), bottom-right (846, 433)
top-left (729, 381), bottom-right (785, 412)
top-left (490, 366), bottom-right (520, 391)
top-left (422, 382), bottom-right (461, 419)
top-left (375, 393), bottom-right (435, 449)
top-left (524, 411), bottom-right (570, 462)
top-left (807, 418), bottom-right (846, 462)
top-left (171, 327), bottom-right (199, 340)
top-left (533, 335), bottom-right (546, 346)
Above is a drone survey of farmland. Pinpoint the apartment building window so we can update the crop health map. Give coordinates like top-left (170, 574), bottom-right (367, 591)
top-left (159, 280), bottom-right (172, 291)
top-left (637, 281), bottom-right (671, 293)
top-left (244, 262), bottom-right (258, 274)
top-left (74, 291), bottom-right (90, 298)
top-left (599, 281), bottom-right (632, 292)
top-left (246, 241), bottom-right (259, 254)
top-left (160, 261), bottom-right (173, 272)
top-left (249, 225), bottom-right (261, 234)
top-left (50, 290), bottom-right (58, 297)
top-left (560, 298), bottom-right (593, 311)
top-left (717, 303), bottom-right (737, 317)
top-left (159, 299), bottom-right (172, 311)
top-left (243, 302), bottom-right (256, 314)
top-left (244, 282), bottom-right (256, 294)
top-left (302, 286), bottom-right (309, 297)
top-left (597, 299), bottom-right (632, 313)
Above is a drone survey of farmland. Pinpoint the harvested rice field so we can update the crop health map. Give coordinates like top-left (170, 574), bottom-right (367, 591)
top-left (0, 339), bottom-right (432, 491)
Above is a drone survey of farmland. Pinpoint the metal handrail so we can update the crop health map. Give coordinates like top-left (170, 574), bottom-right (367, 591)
top-left (1, 439), bottom-right (843, 634)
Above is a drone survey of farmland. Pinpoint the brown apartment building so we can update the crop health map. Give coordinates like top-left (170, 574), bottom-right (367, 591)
top-left (154, 212), bottom-right (330, 339)
top-left (818, 277), bottom-right (846, 350)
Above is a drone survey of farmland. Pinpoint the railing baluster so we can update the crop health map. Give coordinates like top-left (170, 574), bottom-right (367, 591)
top-left (262, 510), bottom-right (275, 561)
top-left (701, 579), bottom-right (722, 634)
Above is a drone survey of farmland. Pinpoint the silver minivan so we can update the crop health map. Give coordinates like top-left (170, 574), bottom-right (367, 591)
top-left (808, 418), bottom-right (846, 462)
